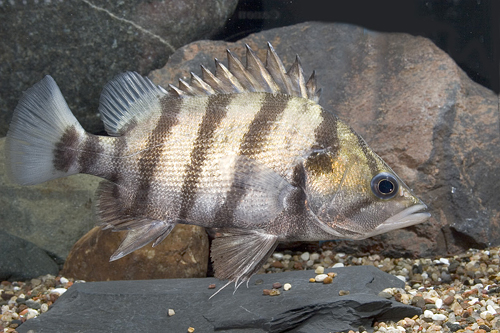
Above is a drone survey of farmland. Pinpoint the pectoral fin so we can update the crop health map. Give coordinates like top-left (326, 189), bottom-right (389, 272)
top-left (110, 221), bottom-right (176, 261)
top-left (218, 155), bottom-right (295, 226)
top-left (210, 228), bottom-right (278, 297)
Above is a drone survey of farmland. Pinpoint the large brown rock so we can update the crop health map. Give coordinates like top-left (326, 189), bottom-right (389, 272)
top-left (62, 225), bottom-right (208, 281)
top-left (150, 22), bottom-right (500, 257)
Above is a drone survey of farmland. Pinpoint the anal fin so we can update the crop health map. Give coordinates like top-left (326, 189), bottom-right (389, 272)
top-left (210, 228), bottom-right (278, 297)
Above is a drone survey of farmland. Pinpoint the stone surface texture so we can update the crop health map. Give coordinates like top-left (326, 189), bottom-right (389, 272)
top-left (0, 0), bottom-right (238, 136)
top-left (61, 225), bottom-right (209, 281)
top-left (150, 21), bottom-right (500, 257)
top-left (17, 266), bottom-right (420, 333)
top-left (0, 231), bottom-right (59, 281)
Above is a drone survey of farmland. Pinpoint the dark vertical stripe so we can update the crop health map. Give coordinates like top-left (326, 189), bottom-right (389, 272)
top-left (239, 93), bottom-right (292, 155)
top-left (53, 125), bottom-right (80, 172)
top-left (213, 93), bottom-right (292, 225)
top-left (178, 94), bottom-right (232, 220)
top-left (128, 98), bottom-right (183, 216)
top-left (314, 109), bottom-right (339, 156)
top-left (78, 134), bottom-right (103, 175)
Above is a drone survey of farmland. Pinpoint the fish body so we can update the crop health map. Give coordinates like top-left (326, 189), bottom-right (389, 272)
top-left (6, 43), bottom-right (430, 291)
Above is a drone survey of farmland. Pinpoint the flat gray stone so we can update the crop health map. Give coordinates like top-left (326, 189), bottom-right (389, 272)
top-left (0, 231), bottom-right (59, 281)
top-left (17, 266), bottom-right (420, 333)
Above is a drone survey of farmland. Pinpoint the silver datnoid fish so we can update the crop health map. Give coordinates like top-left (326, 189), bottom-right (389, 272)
top-left (5, 43), bottom-right (430, 296)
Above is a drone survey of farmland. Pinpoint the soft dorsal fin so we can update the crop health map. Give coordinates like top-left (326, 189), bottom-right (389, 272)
top-left (168, 43), bottom-right (321, 103)
top-left (98, 72), bottom-right (168, 136)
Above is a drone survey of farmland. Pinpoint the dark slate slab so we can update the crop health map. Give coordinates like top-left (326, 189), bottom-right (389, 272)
top-left (17, 266), bottom-right (420, 333)
top-left (0, 231), bottom-right (59, 281)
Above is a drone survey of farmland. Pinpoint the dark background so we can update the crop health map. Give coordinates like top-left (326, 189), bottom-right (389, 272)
top-left (215, 0), bottom-right (499, 94)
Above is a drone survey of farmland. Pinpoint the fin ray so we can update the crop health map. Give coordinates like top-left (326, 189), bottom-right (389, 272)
top-left (98, 72), bottom-right (167, 136)
top-left (5, 76), bottom-right (85, 185)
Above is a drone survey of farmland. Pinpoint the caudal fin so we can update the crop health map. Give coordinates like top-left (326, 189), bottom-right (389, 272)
top-left (5, 76), bottom-right (86, 185)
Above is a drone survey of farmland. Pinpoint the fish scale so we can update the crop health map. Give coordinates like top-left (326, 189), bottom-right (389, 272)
top-left (5, 43), bottom-right (430, 296)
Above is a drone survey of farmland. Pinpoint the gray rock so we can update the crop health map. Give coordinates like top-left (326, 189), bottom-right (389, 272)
top-left (0, 0), bottom-right (238, 136)
top-left (150, 21), bottom-right (500, 257)
top-left (0, 231), bottom-right (59, 281)
top-left (0, 138), bottom-right (100, 259)
top-left (16, 266), bottom-right (420, 333)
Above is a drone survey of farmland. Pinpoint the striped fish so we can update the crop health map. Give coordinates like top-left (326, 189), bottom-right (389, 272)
top-left (5, 43), bottom-right (430, 295)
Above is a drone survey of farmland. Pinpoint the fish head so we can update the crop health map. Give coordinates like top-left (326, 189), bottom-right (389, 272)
top-left (302, 135), bottom-right (430, 240)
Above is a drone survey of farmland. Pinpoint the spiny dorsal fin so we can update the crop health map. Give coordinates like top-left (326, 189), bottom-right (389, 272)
top-left (168, 43), bottom-right (321, 103)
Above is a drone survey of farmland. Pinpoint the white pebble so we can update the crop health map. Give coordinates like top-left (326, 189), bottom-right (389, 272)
top-left (26, 309), bottom-right (39, 319)
top-left (50, 288), bottom-right (67, 295)
top-left (283, 283), bottom-right (292, 291)
top-left (283, 254), bottom-right (292, 260)
top-left (439, 258), bottom-right (450, 265)
top-left (60, 277), bottom-right (69, 284)
top-left (336, 252), bottom-right (346, 258)
top-left (423, 309), bottom-right (434, 318)
top-left (435, 298), bottom-right (443, 308)
top-left (306, 260), bottom-right (314, 267)
top-left (272, 253), bottom-right (284, 260)
top-left (332, 263), bottom-right (344, 268)
top-left (300, 252), bottom-right (310, 261)
top-left (315, 274), bottom-right (328, 282)
top-left (314, 266), bottom-right (324, 274)
top-left (310, 253), bottom-right (320, 261)
top-left (168, 309), bottom-right (175, 317)
top-left (396, 275), bottom-right (406, 282)
top-left (40, 303), bottom-right (49, 313)
top-left (432, 313), bottom-right (447, 321)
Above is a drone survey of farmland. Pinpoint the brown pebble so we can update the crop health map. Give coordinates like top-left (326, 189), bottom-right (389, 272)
top-left (463, 288), bottom-right (479, 297)
top-left (17, 304), bottom-right (28, 313)
top-left (263, 289), bottom-right (272, 295)
top-left (293, 262), bottom-right (303, 270)
top-left (272, 282), bottom-right (282, 289)
top-left (443, 295), bottom-right (454, 305)
top-left (1, 292), bottom-right (14, 301)
top-left (208, 284), bottom-right (216, 289)
top-left (339, 290), bottom-right (350, 296)
top-left (323, 276), bottom-right (333, 284)
top-left (424, 298), bottom-right (435, 304)
top-left (327, 272), bottom-right (337, 278)
top-left (271, 261), bottom-right (284, 268)
top-left (309, 278), bottom-right (315, 283)
top-left (394, 293), bottom-right (402, 302)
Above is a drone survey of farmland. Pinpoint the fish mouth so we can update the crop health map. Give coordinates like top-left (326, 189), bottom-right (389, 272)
top-left (363, 204), bottom-right (431, 238)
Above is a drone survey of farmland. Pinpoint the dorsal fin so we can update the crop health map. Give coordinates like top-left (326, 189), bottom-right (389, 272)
top-left (99, 72), bottom-right (168, 136)
top-left (168, 43), bottom-right (321, 103)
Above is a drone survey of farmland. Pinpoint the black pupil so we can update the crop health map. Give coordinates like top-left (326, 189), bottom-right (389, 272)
top-left (378, 179), bottom-right (394, 194)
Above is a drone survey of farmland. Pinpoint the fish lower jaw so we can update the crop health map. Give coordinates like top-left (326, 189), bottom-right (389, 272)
top-left (363, 204), bottom-right (430, 239)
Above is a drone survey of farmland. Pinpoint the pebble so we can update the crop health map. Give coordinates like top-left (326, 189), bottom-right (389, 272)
top-left (323, 276), bottom-right (333, 284)
top-left (187, 327), bottom-right (195, 333)
top-left (315, 274), bottom-right (328, 282)
top-left (314, 266), bottom-right (325, 274)
top-left (208, 284), bottom-right (216, 289)
top-left (3, 247), bottom-right (500, 332)
top-left (168, 309), bottom-right (175, 316)
top-left (272, 282), bottom-right (282, 289)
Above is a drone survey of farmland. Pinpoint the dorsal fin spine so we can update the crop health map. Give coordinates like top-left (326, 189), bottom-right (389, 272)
top-left (167, 43), bottom-right (321, 103)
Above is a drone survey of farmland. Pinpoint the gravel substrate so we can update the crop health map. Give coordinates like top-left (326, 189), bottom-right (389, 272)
top-left (2, 246), bottom-right (500, 332)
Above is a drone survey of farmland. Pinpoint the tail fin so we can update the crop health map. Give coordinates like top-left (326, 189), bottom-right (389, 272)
top-left (5, 76), bottom-right (86, 185)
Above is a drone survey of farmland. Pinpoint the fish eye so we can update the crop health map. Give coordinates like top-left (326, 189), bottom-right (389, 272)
top-left (370, 172), bottom-right (399, 200)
